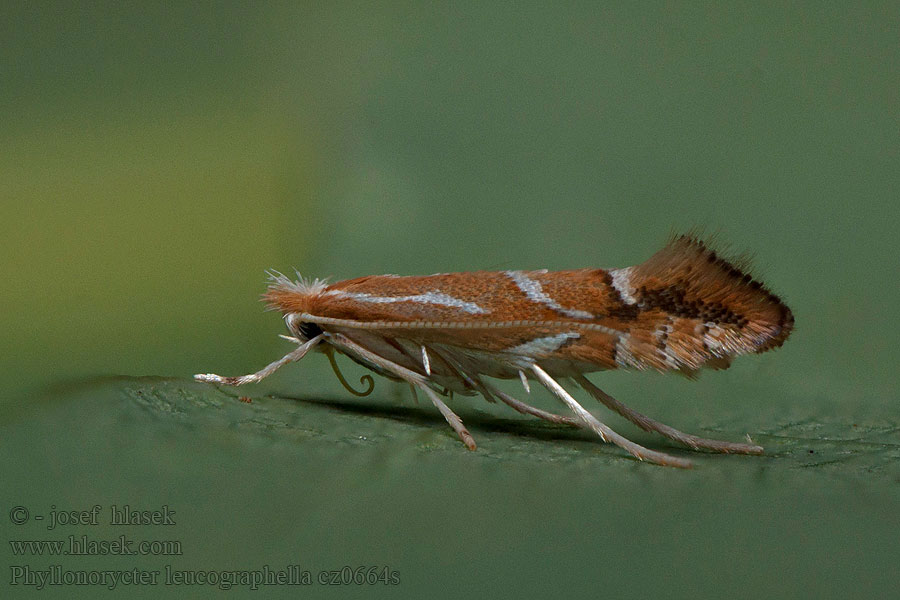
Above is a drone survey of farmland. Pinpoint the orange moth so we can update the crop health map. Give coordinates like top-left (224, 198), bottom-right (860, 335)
top-left (196, 235), bottom-right (793, 468)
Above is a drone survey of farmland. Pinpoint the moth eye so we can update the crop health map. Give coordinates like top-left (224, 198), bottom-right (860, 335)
top-left (298, 321), bottom-right (323, 340)
top-left (283, 314), bottom-right (323, 341)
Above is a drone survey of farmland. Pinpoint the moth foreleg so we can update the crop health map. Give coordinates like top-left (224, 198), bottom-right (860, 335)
top-left (574, 374), bottom-right (764, 455)
top-left (330, 334), bottom-right (477, 451)
top-left (194, 334), bottom-right (324, 386)
top-left (530, 364), bottom-right (693, 468)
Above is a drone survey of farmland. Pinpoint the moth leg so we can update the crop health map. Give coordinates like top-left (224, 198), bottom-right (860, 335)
top-left (483, 383), bottom-right (580, 426)
top-left (426, 390), bottom-right (478, 451)
top-left (330, 334), bottom-right (477, 451)
top-left (486, 382), bottom-right (719, 462)
top-left (428, 346), bottom-right (497, 403)
top-left (195, 334), bottom-right (324, 386)
top-left (574, 374), bottom-right (763, 455)
top-left (531, 364), bottom-right (692, 468)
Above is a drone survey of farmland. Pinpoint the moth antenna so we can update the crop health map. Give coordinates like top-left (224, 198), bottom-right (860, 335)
top-left (325, 347), bottom-right (375, 397)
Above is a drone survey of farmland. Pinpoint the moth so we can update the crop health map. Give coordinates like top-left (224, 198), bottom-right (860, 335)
top-left (196, 234), bottom-right (793, 468)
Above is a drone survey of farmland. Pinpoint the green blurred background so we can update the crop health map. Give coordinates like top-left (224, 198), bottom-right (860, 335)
top-left (2, 2), bottom-right (898, 598)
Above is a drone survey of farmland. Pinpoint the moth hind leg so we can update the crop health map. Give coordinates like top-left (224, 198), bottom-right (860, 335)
top-left (574, 374), bottom-right (763, 455)
top-left (530, 365), bottom-right (693, 468)
top-left (486, 382), bottom-right (712, 464)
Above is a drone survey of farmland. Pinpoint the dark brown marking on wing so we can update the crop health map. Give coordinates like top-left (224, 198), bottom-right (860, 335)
top-left (634, 283), bottom-right (745, 326)
top-left (600, 270), bottom-right (641, 322)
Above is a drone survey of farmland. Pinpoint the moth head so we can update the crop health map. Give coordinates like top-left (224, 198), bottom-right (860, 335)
top-left (284, 313), bottom-right (324, 343)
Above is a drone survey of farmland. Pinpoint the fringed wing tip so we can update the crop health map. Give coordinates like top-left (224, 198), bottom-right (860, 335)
top-left (628, 233), bottom-right (794, 369)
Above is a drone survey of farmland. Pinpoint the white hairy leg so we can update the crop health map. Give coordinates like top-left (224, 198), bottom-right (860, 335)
top-left (574, 374), bottom-right (763, 454)
top-left (194, 335), bottom-right (324, 386)
top-left (531, 364), bottom-right (692, 468)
